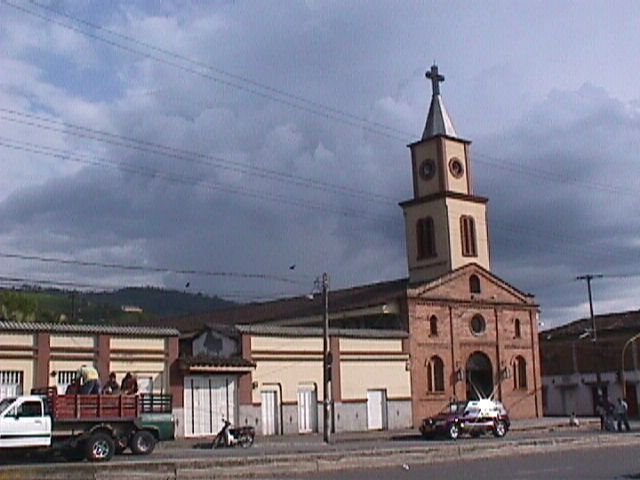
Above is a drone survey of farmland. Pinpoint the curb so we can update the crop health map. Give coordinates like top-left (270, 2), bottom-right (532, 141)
top-left (2, 432), bottom-right (640, 480)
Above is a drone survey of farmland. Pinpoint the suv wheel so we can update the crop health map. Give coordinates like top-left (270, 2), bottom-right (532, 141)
top-left (493, 420), bottom-right (507, 438)
top-left (448, 423), bottom-right (460, 440)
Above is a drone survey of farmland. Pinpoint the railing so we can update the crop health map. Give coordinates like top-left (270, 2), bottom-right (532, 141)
top-left (31, 387), bottom-right (172, 420)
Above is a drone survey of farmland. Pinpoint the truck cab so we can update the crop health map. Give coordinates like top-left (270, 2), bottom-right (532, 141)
top-left (0, 396), bottom-right (52, 448)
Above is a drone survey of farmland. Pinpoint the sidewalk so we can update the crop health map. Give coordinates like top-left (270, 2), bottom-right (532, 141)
top-left (160, 416), bottom-right (603, 451)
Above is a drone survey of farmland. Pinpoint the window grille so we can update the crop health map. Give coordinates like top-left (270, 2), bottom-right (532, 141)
top-left (0, 370), bottom-right (24, 400)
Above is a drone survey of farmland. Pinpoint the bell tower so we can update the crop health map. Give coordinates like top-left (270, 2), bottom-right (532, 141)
top-left (400, 65), bottom-right (491, 284)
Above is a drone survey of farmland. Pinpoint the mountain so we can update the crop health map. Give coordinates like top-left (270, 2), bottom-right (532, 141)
top-left (0, 286), bottom-right (236, 325)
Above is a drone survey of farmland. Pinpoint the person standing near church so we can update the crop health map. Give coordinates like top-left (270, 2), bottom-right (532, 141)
top-left (616, 397), bottom-right (631, 432)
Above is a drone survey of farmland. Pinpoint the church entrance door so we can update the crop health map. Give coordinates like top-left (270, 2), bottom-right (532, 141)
top-left (465, 352), bottom-right (494, 400)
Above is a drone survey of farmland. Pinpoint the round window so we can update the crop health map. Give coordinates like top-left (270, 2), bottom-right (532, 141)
top-left (449, 157), bottom-right (464, 178)
top-left (470, 314), bottom-right (486, 335)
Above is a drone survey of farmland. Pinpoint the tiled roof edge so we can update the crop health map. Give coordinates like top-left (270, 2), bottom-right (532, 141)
top-left (0, 321), bottom-right (179, 336)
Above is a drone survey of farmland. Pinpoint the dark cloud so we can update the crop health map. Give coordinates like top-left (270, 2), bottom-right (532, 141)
top-left (2, 2), bottom-right (640, 325)
top-left (476, 85), bottom-right (640, 324)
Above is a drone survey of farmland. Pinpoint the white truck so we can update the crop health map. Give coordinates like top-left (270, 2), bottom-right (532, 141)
top-left (0, 388), bottom-right (173, 462)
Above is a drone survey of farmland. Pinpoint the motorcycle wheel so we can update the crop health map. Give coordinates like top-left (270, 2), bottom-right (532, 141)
top-left (239, 434), bottom-right (254, 448)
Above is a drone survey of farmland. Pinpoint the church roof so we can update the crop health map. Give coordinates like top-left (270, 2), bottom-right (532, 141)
top-left (422, 93), bottom-right (458, 140)
top-left (149, 278), bottom-right (408, 334)
top-left (421, 64), bottom-right (458, 140)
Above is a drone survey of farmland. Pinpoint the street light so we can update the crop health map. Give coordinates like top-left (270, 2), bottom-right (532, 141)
top-left (621, 332), bottom-right (640, 399)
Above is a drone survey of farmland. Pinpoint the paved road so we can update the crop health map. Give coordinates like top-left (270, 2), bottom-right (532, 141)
top-left (284, 442), bottom-right (640, 480)
top-left (2, 424), bottom-right (638, 479)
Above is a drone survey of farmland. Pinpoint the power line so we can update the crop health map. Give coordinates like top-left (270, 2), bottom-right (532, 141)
top-left (4, 2), bottom-right (637, 204)
top-left (26, 0), bottom-right (412, 140)
top-left (0, 137), bottom-right (395, 222)
top-left (2, 0), bottom-right (409, 142)
top-left (0, 251), bottom-right (308, 286)
top-left (0, 108), bottom-right (398, 204)
top-left (4, 106), bottom-right (636, 219)
top-left (2, 131), bottom-right (632, 270)
top-left (475, 152), bottom-right (639, 197)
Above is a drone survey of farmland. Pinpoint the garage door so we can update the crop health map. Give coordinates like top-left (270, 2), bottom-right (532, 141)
top-left (184, 375), bottom-right (237, 438)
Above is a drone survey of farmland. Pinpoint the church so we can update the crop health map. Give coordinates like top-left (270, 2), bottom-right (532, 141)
top-left (158, 66), bottom-right (542, 437)
top-left (398, 65), bottom-right (541, 421)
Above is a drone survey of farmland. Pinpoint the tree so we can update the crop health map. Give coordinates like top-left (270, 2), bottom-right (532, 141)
top-left (0, 291), bottom-right (38, 322)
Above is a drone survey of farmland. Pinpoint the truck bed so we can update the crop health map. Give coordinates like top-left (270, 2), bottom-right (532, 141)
top-left (31, 387), bottom-right (171, 421)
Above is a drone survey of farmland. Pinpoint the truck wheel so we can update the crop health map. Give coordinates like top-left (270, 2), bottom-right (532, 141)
top-left (130, 430), bottom-right (157, 455)
top-left (85, 432), bottom-right (115, 462)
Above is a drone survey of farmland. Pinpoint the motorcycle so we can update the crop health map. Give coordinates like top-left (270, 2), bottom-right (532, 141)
top-left (212, 419), bottom-right (255, 448)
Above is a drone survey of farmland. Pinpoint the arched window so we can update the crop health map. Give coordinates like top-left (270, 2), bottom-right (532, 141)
top-left (469, 274), bottom-right (481, 294)
top-left (514, 318), bottom-right (522, 338)
top-left (427, 356), bottom-right (445, 392)
top-left (460, 215), bottom-right (477, 257)
top-left (513, 356), bottom-right (527, 390)
top-left (416, 217), bottom-right (436, 259)
top-left (429, 315), bottom-right (438, 336)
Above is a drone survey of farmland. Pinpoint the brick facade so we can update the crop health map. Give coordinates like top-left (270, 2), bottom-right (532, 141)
top-left (407, 265), bottom-right (541, 423)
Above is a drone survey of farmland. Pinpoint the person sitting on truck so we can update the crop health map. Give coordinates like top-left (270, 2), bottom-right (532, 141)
top-left (121, 372), bottom-right (138, 395)
top-left (102, 372), bottom-right (120, 394)
top-left (77, 364), bottom-right (101, 394)
top-left (65, 377), bottom-right (81, 394)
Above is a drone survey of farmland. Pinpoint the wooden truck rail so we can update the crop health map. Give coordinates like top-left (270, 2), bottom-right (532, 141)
top-left (31, 387), bottom-right (172, 421)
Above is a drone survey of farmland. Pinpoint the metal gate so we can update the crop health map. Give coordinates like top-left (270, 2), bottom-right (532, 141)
top-left (183, 375), bottom-right (236, 437)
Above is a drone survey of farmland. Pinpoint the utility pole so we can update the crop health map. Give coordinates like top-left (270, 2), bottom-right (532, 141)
top-left (576, 274), bottom-right (603, 342)
top-left (577, 274), bottom-right (604, 397)
top-left (322, 272), bottom-right (331, 444)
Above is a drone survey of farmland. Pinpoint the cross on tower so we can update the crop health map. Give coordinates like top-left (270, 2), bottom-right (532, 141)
top-left (426, 64), bottom-right (445, 96)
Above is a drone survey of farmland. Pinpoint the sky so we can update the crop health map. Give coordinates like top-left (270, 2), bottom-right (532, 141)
top-left (1, 1), bottom-right (640, 328)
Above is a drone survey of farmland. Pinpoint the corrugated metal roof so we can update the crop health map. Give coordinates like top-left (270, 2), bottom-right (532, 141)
top-left (180, 354), bottom-right (255, 369)
top-left (235, 324), bottom-right (408, 339)
top-left (0, 321), bottom-right (179, 337)
top-left (541, 309), bottom-right (640, 340)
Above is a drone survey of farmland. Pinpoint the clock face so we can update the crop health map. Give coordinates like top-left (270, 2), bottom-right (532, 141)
top-left (419, 159), bottom-right (436, 181)
top-left (449, 157), bottom-right (464, 178)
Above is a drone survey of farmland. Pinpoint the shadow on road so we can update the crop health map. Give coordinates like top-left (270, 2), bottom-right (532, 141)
top-left (390, 433), bottom-right (424, 442)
